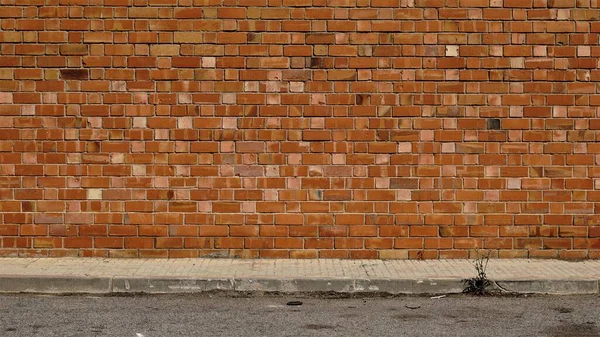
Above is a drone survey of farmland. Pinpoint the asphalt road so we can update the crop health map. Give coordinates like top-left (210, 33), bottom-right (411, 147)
top-left (0, 294), bottom-right (598, 337)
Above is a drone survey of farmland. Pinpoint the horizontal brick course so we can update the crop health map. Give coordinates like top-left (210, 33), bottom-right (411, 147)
top-left (1, 1), bottom-right (600, 259)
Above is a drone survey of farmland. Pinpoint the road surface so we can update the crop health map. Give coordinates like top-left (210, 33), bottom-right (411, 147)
top-left (0, 294), bottom-right (598, 336)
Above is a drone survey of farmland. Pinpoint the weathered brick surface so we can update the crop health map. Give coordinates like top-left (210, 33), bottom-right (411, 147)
top-left (1, 0), bottom-right (600, 259)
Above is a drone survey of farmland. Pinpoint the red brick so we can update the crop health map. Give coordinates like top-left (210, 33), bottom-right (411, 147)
top-left (0, 0), bottom-right (598, 260)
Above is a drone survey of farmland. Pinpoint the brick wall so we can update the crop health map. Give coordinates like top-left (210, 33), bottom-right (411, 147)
top-left (1, 0), bottom-right (600, 259)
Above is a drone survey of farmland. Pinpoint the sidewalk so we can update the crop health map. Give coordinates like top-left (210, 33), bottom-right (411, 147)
top-left (0, 258), bottom-right (599, 295)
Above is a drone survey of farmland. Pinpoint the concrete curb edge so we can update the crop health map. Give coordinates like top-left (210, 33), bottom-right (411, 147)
top-left (0, 275), bottom-right (112, 294)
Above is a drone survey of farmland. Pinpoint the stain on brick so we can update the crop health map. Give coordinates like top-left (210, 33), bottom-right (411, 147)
top-left (59, 69), bottom-right (88, 80)
top-left (59, 44), bottom-right (88, 55)
top-left (247, 32), bottom-right (260, 43)
top-left (390, 178), bottom-right (419, 189)
top-left (356, 94), bottom-right (370, 105)
top-left (487, 118), bottom-right (501, 130)
top-left (309, 57), bottom-right (325, 69)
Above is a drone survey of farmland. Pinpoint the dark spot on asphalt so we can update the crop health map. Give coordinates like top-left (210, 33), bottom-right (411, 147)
top-left (287, 301), bottom-right (303, 306)
top-left (555, 307), bottom-right (574, 314)
top-left (393, 314), bottom-right (429, 320)
top-left (545, 323), bottom-right (600, 337)
top-left (304, 324), bottom-right (335, 330)
top-left (339, 313), bottom-right (359, 318)
top-left (5, 327), bottom-right (16, 332)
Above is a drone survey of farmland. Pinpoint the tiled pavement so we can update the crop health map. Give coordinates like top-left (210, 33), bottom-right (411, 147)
top-left (1, 258), bottom-right (599, 295)
top-left (1, 258), bottom-right (600, 279)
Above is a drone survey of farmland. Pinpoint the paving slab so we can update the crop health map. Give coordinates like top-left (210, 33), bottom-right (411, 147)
top-left (0, 258), bottom-right (599, 295)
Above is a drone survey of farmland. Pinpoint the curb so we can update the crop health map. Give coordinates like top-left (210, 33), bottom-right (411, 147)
top-left (0, 276), bottom-right (112, 294)
top-left (112, 277), bottom-right (465, 295)
top-left (0, 276), bottom-right (598, 295)
top-left (493, 280), bottom-right (599, 295)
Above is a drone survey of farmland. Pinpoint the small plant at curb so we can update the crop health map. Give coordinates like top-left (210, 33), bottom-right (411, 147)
top-left (462, 249), bottom-right (491, 295)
